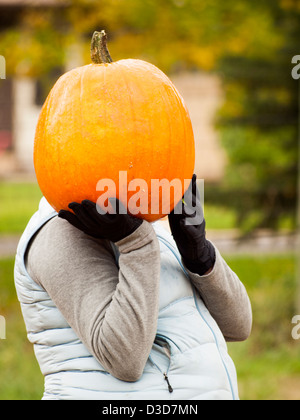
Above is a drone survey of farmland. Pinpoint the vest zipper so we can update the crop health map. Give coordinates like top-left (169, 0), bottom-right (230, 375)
top-left (163, 372), bottom-right (173, 393)
top-left (149, 352), bottom-right (173, 394)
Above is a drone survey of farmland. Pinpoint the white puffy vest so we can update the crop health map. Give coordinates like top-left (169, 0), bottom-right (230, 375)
top-left (14, 198), bottom-right (239, 400)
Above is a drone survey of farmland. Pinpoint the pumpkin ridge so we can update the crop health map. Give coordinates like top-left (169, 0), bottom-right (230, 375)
top-left (168, 80), bottom-right (194, 188)
top-left (79, 66), bottom-right (88, 160)
top-left (41, 87), bottom-right (55, 206)
top-left (159, 80), bottom-right (174, 189)
top-left (119, 65), bottom-right (136, 176)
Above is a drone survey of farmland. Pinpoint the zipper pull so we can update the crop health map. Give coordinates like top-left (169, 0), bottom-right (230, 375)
top-left (164, 373), bottom-right (173, 393)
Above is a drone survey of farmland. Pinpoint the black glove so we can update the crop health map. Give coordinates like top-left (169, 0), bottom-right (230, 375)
top-left (168, 174), bottom-right (216, 276)
top-left (58, 198), bottom-right (143, 243)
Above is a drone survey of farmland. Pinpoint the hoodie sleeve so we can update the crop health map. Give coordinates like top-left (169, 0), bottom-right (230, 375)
top-left (26, 216), bottom-right (161, 382)
top-left (184, 243), bottom-right (252, 342)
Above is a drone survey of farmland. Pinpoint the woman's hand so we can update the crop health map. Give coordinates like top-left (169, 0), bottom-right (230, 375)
top-left (58, 198), bottom-right (143, 243)
top-left (168, 174), bottom-right (216, 276)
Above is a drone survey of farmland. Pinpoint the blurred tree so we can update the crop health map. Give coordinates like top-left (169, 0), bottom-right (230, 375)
top-left (0, 0), bottom-right (285, 75)
top-left (215, 0), bottom-right (299, 231)
top-left (0, 5), bottom-right (66, 77)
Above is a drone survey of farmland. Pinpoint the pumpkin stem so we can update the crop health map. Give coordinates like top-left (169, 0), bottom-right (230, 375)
top-left (91, 30), bottom-right (113, 64)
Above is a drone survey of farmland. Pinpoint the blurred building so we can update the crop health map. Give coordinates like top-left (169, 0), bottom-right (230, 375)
top-left (172, 72), bottom-right (226, 182)
top-left (0, 0), bottom-right (225, 182)
top-left (0, 0), bottom-right (69, 176)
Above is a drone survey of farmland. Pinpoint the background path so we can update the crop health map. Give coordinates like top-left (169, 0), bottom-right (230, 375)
top-left (0, 228), bottom-right (297, 259)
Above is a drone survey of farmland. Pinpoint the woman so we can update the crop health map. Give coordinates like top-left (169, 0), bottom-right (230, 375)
top-left (14, 175), bottom-right (252, 400)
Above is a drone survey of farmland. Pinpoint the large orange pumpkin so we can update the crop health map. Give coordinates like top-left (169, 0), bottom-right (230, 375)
top-left (34, 31), bottom-right (195, 222)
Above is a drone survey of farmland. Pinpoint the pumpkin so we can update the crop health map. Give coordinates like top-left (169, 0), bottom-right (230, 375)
top-left (34, 31), bottom-right (195, 222)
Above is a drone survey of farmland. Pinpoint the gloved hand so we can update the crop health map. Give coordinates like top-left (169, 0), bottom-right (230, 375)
top-left (168, 174), bottom-right (216, 276)
top-left (58, 198), bottom-right (143, 243)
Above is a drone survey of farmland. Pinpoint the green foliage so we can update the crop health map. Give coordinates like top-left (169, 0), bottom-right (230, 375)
top-left (0, 10), bottom-right (65, 77)
top-left (0, 0), bottom-right (287, 75)
top-left (216, 0), bottom-right (300, 231)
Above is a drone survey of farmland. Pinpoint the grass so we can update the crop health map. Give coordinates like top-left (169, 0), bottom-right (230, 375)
top-left (225, 254), bottom-right (300, 400)
top-left (204, 204), bottom-right (237, 231)
top-left (0, 182), bottom-right (42, 234)
top-left (0, 258), bottom-right (43, 399)
top-left (0, 254), bottom-right (299, 400)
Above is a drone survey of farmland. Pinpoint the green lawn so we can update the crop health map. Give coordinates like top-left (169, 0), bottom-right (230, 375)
top-left (226, 254), bottom-right (300, 400)
top-left (0, 258), bottom-right (43, 399)
top-left (0, 182), bottom-right (42, 234)
top-left (0, 254), bottom-right (299, 400)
